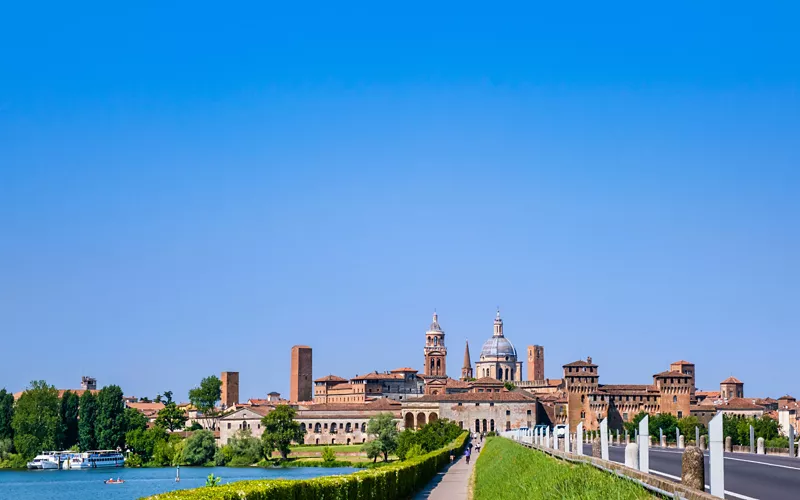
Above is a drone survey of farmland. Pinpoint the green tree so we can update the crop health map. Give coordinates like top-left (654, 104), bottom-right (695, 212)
top-left (321, 446), bottom-right (336, 463)
top-left (11, 381), bottom-right (59, 459)
top-left (183, 429), bottom-right (217, 465)
top-left (162, 391), bottom-right (174, 404)
top-left (396, 428), bottom-right (419, 460)
top-left (124, 407), bottom-right (148, 434)
top-left (189, 376), bottom-right (222, 430)
top-left (623, 411), bottom-right (649, 438)
top-left (504, 381), bottom-right (517, 391)
top-left (650, 413), bottom-right (679, 442)
top-left (260, 405), bottom-right (305, 460)
top-left (95, 385), bottom-right (126, 450)
top-left (0, 389), bottom-right (15, 442)
top-left (227, 428), bottom-right (263, 466)
top-left (415, 419), bottom-right (462, 452)
top-left (155, 402), bottom-right (187, 432)
top-left (78, 391), bottom-right (97, 451)
top-left (126, 426), bottom-right (168, 463)
top-left (362, 412), bottom-right (398, 462)
top-left (56, 390), bottom-right (80, 450)
top-left (677, 416), bottom-right (704, 443)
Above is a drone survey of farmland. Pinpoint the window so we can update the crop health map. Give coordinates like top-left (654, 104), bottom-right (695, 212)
top-left (475, 403), bottom-right (480, 406)
top-left (623, 412), bottom-right (629, 421)
top-left (506, 410), bottom-right (510, 416)
top-left (581, 411), bottom-right (586, 419)
top-left (458, 402), bottom-right (462, 406)
top-left (527, 410), bottom-right (532, 415)
top-left (490, 403), bottom-right (494, 407)
top-left (227, 423), bottom-right (231, 429)
top-left (673, 396), bottom-right (677, 403)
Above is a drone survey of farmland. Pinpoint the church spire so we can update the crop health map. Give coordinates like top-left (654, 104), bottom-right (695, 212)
top-left (461, 340), bottom-right (473, 381)
top-left (493, 308), bottom-right (504, 337)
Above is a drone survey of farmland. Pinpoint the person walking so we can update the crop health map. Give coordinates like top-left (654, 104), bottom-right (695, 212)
top-left (465, 447), bottom-right (471, 465)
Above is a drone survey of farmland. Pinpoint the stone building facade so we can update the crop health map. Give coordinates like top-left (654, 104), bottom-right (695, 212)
top-left (474, 311), bottom-right (522, 382)
top-left (218, 399), bottom-right (401, 446)
top-left (313, 369), bottom-right (424, 404)
top-left (719, 376), bottom-right (744, 400)
top-left (422, 312), bottom-right (448, 392)
top-left (401, 383), bottom-right (538, 433)
top-left (290, 345), bottom-right (313, 402)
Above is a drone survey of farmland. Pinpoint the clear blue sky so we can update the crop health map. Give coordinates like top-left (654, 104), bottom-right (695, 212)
top-left (1, 2), bottom-right (798, 402)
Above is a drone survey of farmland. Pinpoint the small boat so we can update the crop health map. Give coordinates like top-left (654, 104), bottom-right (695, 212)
top-left (26, 452), bottom-right (61, 470)
top-left (104, 479), bottom-right (125, 484)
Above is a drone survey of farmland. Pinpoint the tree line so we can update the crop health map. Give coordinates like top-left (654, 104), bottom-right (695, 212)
top-left (621, 411), bottom-right (784, 447)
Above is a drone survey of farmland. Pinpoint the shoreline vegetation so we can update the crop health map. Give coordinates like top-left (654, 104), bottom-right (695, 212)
top-left (144, 430), bottom-right (468, 499)
top-left (473, 437), bottom-right (651, 500)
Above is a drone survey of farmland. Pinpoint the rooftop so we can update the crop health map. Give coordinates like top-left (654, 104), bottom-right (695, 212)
top-left (653, 370), bottom-right (692, 378)
top-left (721, 376), bottom-right (743, 384)
top-left (563, 359), bottom-right (597, 368)
top-left (314, 375), bottom-right (348, 383)
top-left (406, 391), bottom-right (537, 403)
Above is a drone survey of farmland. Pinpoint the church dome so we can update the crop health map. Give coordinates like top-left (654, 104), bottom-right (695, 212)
top-left (480, 336), bottom-right (517, 358)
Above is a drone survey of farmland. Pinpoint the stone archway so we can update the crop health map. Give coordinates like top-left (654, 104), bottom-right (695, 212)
top-left (417, 412), bottom-right (427, 429)
top-left (404, 412), bottom-right (415, 430)
top-left (428, 413), bottom-right (438, 423)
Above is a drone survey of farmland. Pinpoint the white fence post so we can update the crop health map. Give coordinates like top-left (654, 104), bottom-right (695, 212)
top-left (638, 415), bottom-right (649, 473)
top-left (565, 422), bottom-right (571, 454)
top-left (600, 418), bottom-right (609, 460)
top-left (709, 413), bottom-right (725, 498)
top-left (789, 425), bottom-right (795, 458)
top-left (750, 425), bottom-right (755, 454)
top-left (576, 422), bottom-right (584, 456)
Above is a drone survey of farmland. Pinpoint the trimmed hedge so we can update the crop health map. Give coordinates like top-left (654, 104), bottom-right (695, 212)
top-left (142, 432), bottom-right (468, 500)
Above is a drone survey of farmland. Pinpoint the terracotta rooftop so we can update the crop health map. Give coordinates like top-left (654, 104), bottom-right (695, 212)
top-left (690, 405), bottom-right (717, 412)
top-left (407, 391), bottom-right (537, 403)
top-left (671, 360), bottom-right (694, 365)
top-left (779, 395), bottom-right (796, 401)
top-left (445, 378), bottom-right (471, 389)
top-left (298, 398), bottom-right (401, 412)
top-left (547, 379), bottom-right (563, 387)
top-left (563, 359), bottom-right (597, 367)
top-left (470, 377), bottom-right (505, 386)
top-left (391, 367), bottom-right (419, 373)
top-left (696, 391), bottom-right (721, 398)
top-left (653, 371), bottom-right (692, 378)
top-left (314, 375), bottom-right (348, 383)
top-left (127, 402), bottom-right (165, 412)
top-left (721, 376), bottom-right (743, 384)
top-left (717, 398), bottom-right (764, 411)
top-left (352, 371), bottom-right (404, 381)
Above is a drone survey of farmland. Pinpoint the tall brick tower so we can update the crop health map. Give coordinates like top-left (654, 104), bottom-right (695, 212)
top-left (221, 371), bottom-right (239, 408)
top-left (423, 312), bottom-right (447, 377)
top-left (290, 345), bottom-right (313, 402)
top-left (563, 357), bottom-right (599, 430)
top-left (460, 340), bottom-right (473, 381)
top-left (527, 345), bottom-right (544, 381)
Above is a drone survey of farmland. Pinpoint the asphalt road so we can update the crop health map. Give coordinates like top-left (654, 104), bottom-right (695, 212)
top-left (581, 443), bottom-right (800, 500)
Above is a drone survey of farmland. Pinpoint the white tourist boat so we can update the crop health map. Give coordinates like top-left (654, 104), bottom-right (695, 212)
top-left (68, 450), bottom-right (125, 469)
top-left (26, 452), bottom-right (61, 470)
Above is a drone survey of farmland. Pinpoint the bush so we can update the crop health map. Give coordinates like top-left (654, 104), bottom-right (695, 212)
top-left (321, 446), bottom-right (336, 463)
top-left (405, 443), bottom-right (425, 460)
top-left (142, 431), bottom-right (468, 500)
top-left (183, 430), bottom-right (217, 466)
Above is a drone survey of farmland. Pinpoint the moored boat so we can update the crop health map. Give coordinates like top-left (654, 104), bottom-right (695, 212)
top-left (69, 450), bottom-right (125, 469)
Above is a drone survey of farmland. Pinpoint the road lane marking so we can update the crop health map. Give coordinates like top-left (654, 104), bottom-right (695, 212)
top-left (723, 456), bottom-right (800, 471)
top-left (648, 470), bottom-right (759, 500)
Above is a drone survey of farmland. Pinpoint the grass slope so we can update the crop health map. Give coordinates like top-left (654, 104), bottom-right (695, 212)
top-left (473, 438), bottom-right (651, 500)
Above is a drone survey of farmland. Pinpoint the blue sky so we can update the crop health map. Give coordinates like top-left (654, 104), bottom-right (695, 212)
top-left (1, 1), bottom-right (798, 402)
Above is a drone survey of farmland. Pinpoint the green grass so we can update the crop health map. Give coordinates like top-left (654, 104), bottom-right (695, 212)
top-left (473, 438), bottom-right (651, 500)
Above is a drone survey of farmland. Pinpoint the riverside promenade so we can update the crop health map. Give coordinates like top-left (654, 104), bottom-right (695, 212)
top-left (413, 444), bottom-right (480, 500)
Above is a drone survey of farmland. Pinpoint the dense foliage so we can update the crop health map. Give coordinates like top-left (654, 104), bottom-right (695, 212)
top-left (78, 391), bottom-right (98, 451)
top-left (397, 418), bottom-right (462, 460)
top-left (260, 405), bottom-right (305, 460)
top-left (142, 431), bottom-right (468, 500)
top-left (188, 376), bottom-right (222, 430)
top-left (183, 430), bottom-right (218, 466)
top-left (11, 381), bottom-right (60, 458)
top-left (723, 414), bottom-right (780, 446)
top-left (0, 389), bottom-right (15, 442)
top-left (95, 385), bottom-right (126, 450)
top-left (56, 391), bottom-right (80, 450)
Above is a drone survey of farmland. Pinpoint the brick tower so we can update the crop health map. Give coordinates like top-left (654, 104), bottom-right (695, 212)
top-left (527, 345), bottom-right (544, 381)
top-left (423, 312), bottom-right (447, 377)
top-left (221, 371), bottom-right (239, 408)
top-left (290, 345), bottom-right (313, 402)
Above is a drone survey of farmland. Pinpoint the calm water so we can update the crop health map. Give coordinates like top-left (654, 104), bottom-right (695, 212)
top-left (0, 466), bottom-right (356, 500)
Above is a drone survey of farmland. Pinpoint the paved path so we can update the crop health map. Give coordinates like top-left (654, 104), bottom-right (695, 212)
top-left (413, 445), bottom-right (480, 500)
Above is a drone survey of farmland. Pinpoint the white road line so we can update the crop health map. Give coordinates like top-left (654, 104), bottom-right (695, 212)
top-left (724, 456), bottom-right (800, 471)
top-left (648, 470), bottom-right (759, 500)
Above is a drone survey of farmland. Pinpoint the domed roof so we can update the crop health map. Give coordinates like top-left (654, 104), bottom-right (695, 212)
top-left (480, 336), bottom-right (517, 358)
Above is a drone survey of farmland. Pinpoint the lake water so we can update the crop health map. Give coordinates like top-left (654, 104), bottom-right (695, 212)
top-left (0, 466), bottom-right (357, 500)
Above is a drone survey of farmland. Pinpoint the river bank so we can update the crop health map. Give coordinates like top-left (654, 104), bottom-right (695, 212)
top-left (0, 465), bottom-right (356, 499)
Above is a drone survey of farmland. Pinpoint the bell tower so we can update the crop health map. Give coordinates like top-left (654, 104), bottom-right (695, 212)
top-left (423, 311), bottom-right (447, 377)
